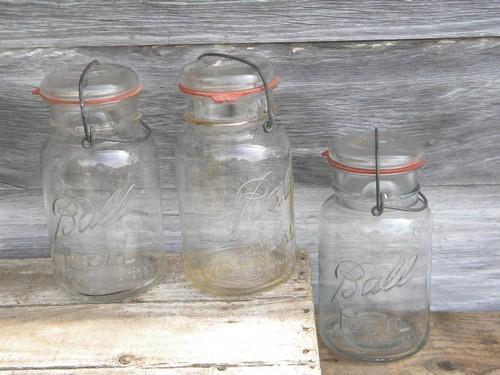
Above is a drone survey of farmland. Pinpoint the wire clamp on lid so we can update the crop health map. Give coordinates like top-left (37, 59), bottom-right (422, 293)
top-left (197, 52), bottom-right (275, 133)
top-left (371, 127), bottom-right (428, 217)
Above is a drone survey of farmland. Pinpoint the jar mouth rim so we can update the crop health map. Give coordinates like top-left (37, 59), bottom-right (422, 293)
top-left (321, 150), bottom-right (426, 175)
top-left (32, 85), bottom-right (143, 105)
top-left (178, 77), bottom-right (279, 104)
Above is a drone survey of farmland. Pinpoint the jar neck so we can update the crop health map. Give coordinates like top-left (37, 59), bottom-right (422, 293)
top-left (331, 170), bottom-right (421, 211)
top-left (184, 92), bottom-right (271, 125)
top-left (48, 98), bottom-right (142, 136)
top-left (183, 118), bottom-right (264, 140)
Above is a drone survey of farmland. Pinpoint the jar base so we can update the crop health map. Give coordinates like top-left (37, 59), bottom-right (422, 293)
top-left (53, 253), bottom-right (166, 302)
top-left (55, 271), bottom-right (165, 303)
top-left (320, 310), bottom-right (428, 362)
top-left (184, 245), bottom-right (295, 296)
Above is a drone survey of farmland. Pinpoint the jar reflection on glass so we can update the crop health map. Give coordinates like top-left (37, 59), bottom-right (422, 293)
top-left (176, 53), bottom-right (296, 295)
top-left (37, 63), bottom-right (165, 301)
top-left (318, 131), bottom-right (432, 361)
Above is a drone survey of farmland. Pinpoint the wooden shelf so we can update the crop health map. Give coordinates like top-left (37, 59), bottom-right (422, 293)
top-left (319, 312), bottom-right (500, 374)
top-left (0, 251), bottom-right (320, 374)
top-left (1, 250), bottom-right (498, 374)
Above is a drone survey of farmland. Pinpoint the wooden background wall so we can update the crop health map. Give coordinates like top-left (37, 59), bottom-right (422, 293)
top-left (1, 1), bottom-right (499, 311)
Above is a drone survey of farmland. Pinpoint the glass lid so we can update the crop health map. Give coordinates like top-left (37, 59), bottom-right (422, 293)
top-left (322, 130), bottom-right (425, 175)
top-left (33, 63), bottom-right (142, 105)
top-left (178, 54), bottom-right (278, 103)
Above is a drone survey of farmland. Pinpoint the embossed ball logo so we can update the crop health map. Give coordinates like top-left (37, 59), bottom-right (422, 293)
top-left (52, 185), bottom-right (135, 240)
top-left (330, 255), bottom-right (419, 303)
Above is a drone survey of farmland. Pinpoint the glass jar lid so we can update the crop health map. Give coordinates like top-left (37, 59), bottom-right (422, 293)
top-left (322, 130), bottom-right (425, 175)
top-left (178, 54), bottom-right (278, 103)
top-left (33, 63), bottom-right (142, 105)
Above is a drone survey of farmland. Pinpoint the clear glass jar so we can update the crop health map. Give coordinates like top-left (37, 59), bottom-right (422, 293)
top-left (176, 53), bottom-right (296, 295)
top-left (318, 130), bottom-right (432, 361)
top-left (35, 62), bottom-right (165, 301)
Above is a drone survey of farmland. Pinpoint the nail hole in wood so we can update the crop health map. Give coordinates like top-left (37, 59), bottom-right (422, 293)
top-left (437, 360), bottom-right (457, 371)
top-left (118, 354), bottom-right (133, 365)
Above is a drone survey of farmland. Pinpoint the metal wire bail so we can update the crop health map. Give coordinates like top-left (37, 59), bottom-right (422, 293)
top-left (197, 52), bottom-right (275, 133)
top-left (371, 127), bottom-right (429, 217)
top-left (79, 60), bottom-right (100, 148)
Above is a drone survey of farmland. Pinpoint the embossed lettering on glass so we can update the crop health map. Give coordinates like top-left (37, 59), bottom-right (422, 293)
top-left (318, 130), bottom-right (432, 361)
top-left (35, 62), bottom-right (165, 301)
top-left (176, 52), bottom-right (296, 295)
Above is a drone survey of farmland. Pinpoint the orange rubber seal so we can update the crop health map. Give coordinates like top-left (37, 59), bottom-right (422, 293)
top-left (321, 150), bottom-right (425, 175)
top-left (32, 85), bottom-right (143, 105)
top-left (178, 77), bottom-right (279, 104)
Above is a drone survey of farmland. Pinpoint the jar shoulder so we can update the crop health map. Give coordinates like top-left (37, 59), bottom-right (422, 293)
top-left (176, 123), bottom-right (291, 161)
top-left (320, 193), bottom-right (432, 223)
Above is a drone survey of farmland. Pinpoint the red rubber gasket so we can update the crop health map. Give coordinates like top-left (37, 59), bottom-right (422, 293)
top-left (32, 85), bottom-right (143, 105)
top-left (178, 77), bottom-right (279, 103)
top-left (321, 150), bottom-right (425, 175)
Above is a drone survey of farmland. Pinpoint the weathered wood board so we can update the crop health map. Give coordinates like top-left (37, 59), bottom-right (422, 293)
top-left (0, 251), bottom-right (321, 374)
top-left (1, 185), bottom-right (499, 312)
top-left (319, 312), bottom-right (500, 374)
top-left (2, 39), bottom-right (500, 191)
top-left (2, 1), bottom-right (500, 48)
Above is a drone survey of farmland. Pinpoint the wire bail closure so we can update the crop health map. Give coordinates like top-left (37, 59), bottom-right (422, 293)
top-left (371, 127), bottom-right (428, 217)
top-left (79, 60), bottom-right (100, 148)
top-left (197, 52), bottom-right (275, 133)
top-left (77, 60), bottom-right (151, 149)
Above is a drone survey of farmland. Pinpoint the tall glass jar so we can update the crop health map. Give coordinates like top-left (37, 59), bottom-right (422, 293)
top-left (176, 53), bottom-right (296, 295)
top-left (318, 130), bottom-right (432, 361)
top-left (35, 62), bottom-right (165, 301)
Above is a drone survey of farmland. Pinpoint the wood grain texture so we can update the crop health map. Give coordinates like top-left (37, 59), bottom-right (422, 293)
top-left (2, 1), bottom-right (500, 48)
top-left (2, 40), bottom-right (500, 191)
top-left (319, 312), bottom-right (500, 374)
top-left (0, 251), bottom-right (321, 374)
top-left (1, 185), bottom-right (499, 312)
top-left (0, 369), bottom-right (315, 375)
top-left (0, 251), bottom-right (314, 306)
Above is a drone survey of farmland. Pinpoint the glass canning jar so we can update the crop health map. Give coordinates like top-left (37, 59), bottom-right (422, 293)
top-left (318, 129), bottom-right (432, 361)
top-left (176, 53), bottom-right (296, 295)
top-left (35, 61), bottom-right (165, 301)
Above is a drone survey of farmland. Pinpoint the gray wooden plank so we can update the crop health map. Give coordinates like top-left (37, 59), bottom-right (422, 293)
top-left (0, 252), bottom-right (321, 374)
top-left (2, 40), bottom-right (500, 190)
top-left (1, 185), bottom-right (499, 312)
top-left (2, 1), bottom-right (500, 48)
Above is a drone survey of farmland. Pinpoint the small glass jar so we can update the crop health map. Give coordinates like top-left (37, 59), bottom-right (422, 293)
top-left (35, 62), bottom-right (165, 301)
top-left (318, 130), bottom-right (432, 361)
top-left (176, 53), bottom-right (296, 295)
